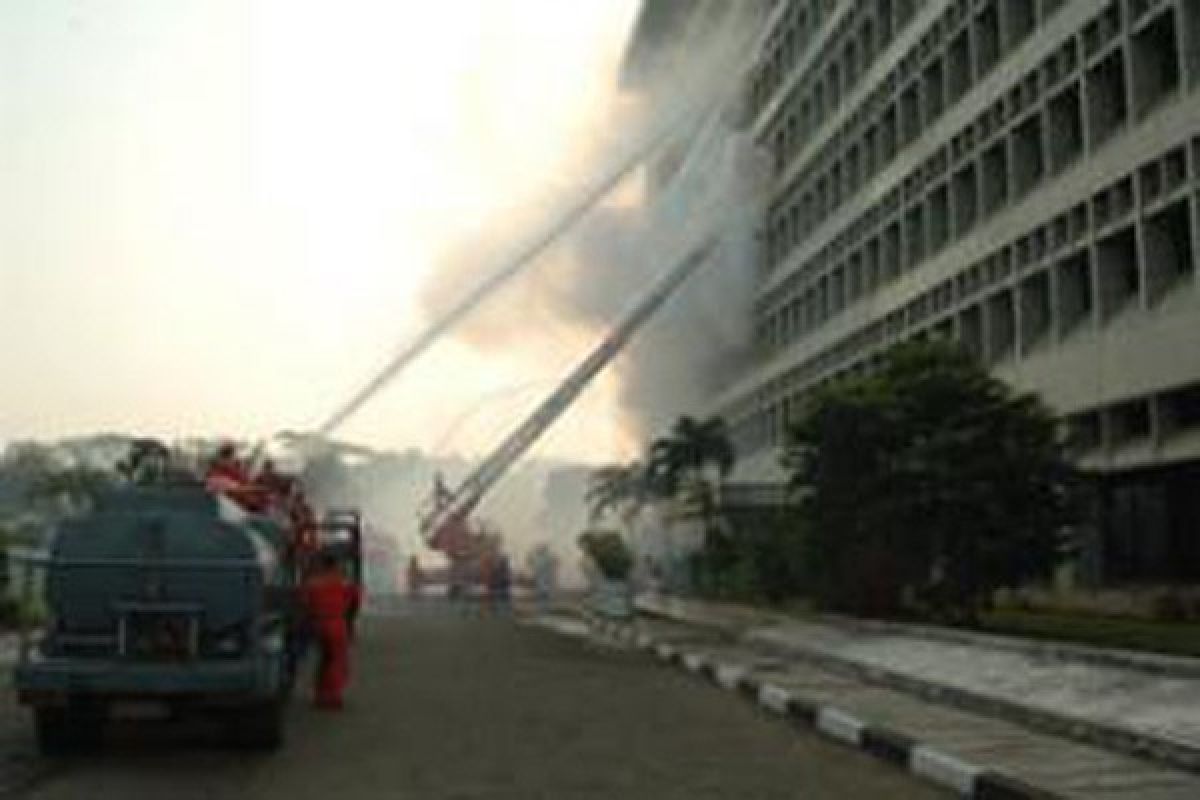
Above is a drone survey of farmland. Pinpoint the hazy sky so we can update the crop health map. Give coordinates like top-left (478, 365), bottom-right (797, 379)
top-left (0, 0), bottom-right (644, 462)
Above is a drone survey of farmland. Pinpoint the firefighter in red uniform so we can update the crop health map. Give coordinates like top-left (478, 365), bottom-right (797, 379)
top-left (205, 443), bottom-right (248, 493)
top-left (301, 553), bottom-right (362, 710)
top-left (204, 443), bottom-right (272, 511)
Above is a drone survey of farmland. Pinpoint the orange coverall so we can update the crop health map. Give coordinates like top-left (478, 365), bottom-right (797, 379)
top-left (301, 571), bottom-right (361, 709)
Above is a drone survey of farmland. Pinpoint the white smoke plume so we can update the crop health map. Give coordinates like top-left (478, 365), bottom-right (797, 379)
top-left (415, 5), bottom-right (771, 444)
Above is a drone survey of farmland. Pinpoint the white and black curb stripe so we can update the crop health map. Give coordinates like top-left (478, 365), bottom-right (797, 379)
top-left (817, 707), bottom-right (864, 746)
top-left (714, 663), bottom-right (748, 691)
top-left (912, 746), bottom-right (981, 795)
top-left (584, 619), bottom-right (1063, 799)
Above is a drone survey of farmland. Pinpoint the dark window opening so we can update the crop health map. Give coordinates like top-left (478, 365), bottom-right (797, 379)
top-left (1011, 113), bottom-right (1045, 197)
top-left (860, 19), bottom-right (876, 69)
top-left (877, 0), bottom-right (895, 45)
top-left (924, 58), bottom-right (945, 122)
top-left (865, 237), bottom-right (881, 289)
top-left (863, 125), bottom-right (878, 177)
top-left (880, 106), bottom-right (898, 162)
top-left (905, 205), bottom-right (925, 270)
top-left (1143, 200), bottom-right (1195, 302)
top-left (952, 163), bottom-right (978, 235)
top-left (883, 222), bottom-right (901, 280)
top-left (1019, 270), bottom-right (1052, 351)
top-left (975, 2), bottom-right (1001, 77)
top-left (1004, 0), bottom-right (1036, 52)
top-left (986, 289), bottom-right (1016, 362)
top-left (947, 31), bottom-right (972, 102)
top-left (1164, 147), bottom-right (1188, 194)
top-left (928, 185), bottom-right (950, 252)
top-left (1097, 226), bottom-right (1140, 318)
top-left (900, 83), bottom-right (921, 145)
top-left (1131, 9), bottom-right (1181, 118)
top-left (1164, 384), bottom-right (1200, 432)
top-left (959, 305), bottom-right (984, 360)
top-left (1057, 250), bottom-right (1094, 333)
top-left (1047, 85), bottom-right (1083, 173)
top-left (1086, 49), bottom-right (1129, 148)
top-left (1111, 400), bottom-right (1152, 444)
top-left (981, 142), bottom-right (1008, 215)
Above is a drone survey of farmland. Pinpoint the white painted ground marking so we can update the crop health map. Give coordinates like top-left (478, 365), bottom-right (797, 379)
top-left (532, 616), bottom-right (591, 639)
top-left (758, 683), bottom-right (792, 714)
top-left (816, 707), bottom-right (864, 745)
top-left (911, 745), bottom-right (982, 796)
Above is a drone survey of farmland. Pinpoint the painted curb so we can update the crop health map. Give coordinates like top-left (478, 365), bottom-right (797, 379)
top-left (912, 744), bottom-right (982, 795)
top-left (639, 597), bottom-right (1200, 773)
top-left (714, 663), bottom-right (748, 690)
top-left (817, 707), bottom-right (864, 746)
top-left (581, 617), bottom-right (1065, 800)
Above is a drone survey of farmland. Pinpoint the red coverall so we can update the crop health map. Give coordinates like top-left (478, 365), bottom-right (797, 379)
top-left (301, 571), bottom-right (361, 709)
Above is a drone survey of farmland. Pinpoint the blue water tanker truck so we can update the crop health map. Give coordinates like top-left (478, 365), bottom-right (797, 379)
top-left (13, 483), bottom-right (303, 753)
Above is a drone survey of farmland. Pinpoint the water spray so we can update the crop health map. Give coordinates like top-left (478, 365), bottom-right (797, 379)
top-left (314, 97), bottom-right (717, 437)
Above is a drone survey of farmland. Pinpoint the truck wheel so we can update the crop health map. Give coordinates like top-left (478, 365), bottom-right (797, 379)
top-left (227, 701), bottom-right (284, 751)
top-left (34, 708), bottom-right (71, 756)
top-left (34, 701), bottom-right (104, 755)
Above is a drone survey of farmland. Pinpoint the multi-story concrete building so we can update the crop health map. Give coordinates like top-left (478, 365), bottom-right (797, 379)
top-left (624, 0), bottom-right (1200, 585)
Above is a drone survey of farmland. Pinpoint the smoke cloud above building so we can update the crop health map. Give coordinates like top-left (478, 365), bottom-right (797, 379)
top-left (412, 5), bottom-right (771, 444)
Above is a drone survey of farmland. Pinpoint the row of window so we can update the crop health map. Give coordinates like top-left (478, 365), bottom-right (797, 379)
top-left (1067, 382), bottom-right (1200, 455)
top-left (735, 324), bottom-right (1200, 463)
top-left (761, 0), bottom-right (1072, 223)
top-left (733, 376), bottom-right (1200, 460)
top-left (758, 136), bottom-right (1197, 364)
top-left (760, 0), bottom-right (1095, 276)
top-left (733, 139), bottom-right (1199, 457)
top-left (757, 0), bottom-right (1197, 343)
top-left (752, 0), bottom-right (923, 131)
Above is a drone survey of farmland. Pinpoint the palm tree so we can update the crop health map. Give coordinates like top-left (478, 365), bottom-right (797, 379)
top-left (585, 461), bottom-right (652, 523)
top-left (646, 415), bottom-right (736, 500)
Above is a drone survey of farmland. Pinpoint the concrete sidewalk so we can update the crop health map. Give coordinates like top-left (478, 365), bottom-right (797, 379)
top-left (638, 595), bottom-right (1200, 769)
top-left (566, 598), bottom-right (1200, 799)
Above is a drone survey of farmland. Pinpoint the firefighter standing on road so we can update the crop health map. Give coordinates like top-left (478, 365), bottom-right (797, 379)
top-left (301, 553), bottom-right (362, 710)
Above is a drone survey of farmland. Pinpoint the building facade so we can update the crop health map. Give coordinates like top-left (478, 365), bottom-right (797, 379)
top-left (709, 0), bottom-right (1200, 584)
top-left (620, 0), bottom-right (1200, 585)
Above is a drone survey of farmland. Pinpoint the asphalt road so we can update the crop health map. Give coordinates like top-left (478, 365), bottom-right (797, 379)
top-left (7, 608), bottom-right (948, 799)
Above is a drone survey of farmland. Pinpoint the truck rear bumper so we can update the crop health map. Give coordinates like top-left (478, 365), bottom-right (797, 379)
top-left (14, 656), bottom-right (285, 704)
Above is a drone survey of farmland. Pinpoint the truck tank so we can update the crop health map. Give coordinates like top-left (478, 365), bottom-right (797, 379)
top-left (44, 486), bottom-right (289, 658)
top-left (15, 483), bottom-right (299, 753)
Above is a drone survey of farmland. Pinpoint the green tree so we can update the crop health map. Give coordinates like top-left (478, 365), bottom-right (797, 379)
top-left (577, 530), bottom-right (633, 581)
top-left (585, 461), bottom-right (657, 524)
top-left (647, 416), bottom-right (736, 497)
top-left (646, 416), bottom-right (741, 598)
top-left (784, 340), bottom-right (1077, 620)
top-left (26, 466), bottom-right (114, 514)
top-left (0, 525), bottom-right (10, 596)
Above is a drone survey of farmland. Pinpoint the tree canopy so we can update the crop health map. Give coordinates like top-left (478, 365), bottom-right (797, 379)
top-left (585, 461), bottom-right (655, 523)
top-left (646, 415), bottom-right (735, 497)
top-left (783, 340), bottom-right (1077, 619)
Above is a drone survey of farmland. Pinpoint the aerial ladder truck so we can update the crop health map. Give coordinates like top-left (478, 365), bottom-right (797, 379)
top-left (418, 237), bottom-right (717, 580)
